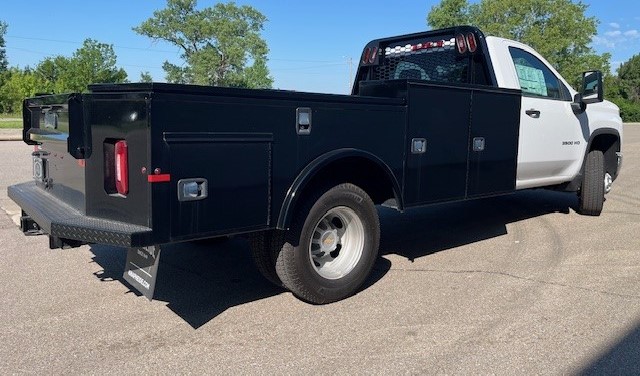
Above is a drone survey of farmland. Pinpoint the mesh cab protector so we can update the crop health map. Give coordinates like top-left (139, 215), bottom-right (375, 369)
top-left (353, 26), bottom-right (495, 95)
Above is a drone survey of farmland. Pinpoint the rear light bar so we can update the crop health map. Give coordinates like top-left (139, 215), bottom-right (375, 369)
top-left (385, 38), bottom-right (455, 57)
top-left (114, 140), bottom-right (129, 195)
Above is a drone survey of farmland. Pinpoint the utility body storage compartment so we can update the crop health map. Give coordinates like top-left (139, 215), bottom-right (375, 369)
top-left (10, 83), bottom-right (410, 247)
top-left (9, 81), bottom-right (520, 301)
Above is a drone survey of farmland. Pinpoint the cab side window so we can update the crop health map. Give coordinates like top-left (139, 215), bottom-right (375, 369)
top-left (509, 47), bottom-right (570, 101)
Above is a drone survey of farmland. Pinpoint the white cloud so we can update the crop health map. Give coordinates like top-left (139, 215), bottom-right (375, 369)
top-left (593, 36), bottom-right (616, 48)
top-left (609, 22), bottom-right (621, 29)
top-left (596, 28), bottom-right (640, 50)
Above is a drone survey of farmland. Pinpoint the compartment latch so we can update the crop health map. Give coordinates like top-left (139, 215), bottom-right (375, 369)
top-left (177, 178), bottom-right (208, 202)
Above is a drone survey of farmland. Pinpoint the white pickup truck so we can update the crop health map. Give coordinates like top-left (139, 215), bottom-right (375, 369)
top-left (9, 26), bottom-right (623, 304)
top-left (485, 36), bottom-right (623, 199)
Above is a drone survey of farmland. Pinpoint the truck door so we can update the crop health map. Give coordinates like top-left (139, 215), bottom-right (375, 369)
top-left (508, 47), bottom-right (585, 188)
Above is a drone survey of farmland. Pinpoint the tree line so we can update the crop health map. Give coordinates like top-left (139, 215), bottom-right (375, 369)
top-left (0, 0), bottom-right (638, 121)
top-left (0, 0), bottom-right (272, 114)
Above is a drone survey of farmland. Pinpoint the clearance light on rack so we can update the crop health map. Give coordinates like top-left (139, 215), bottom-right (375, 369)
top-left (466, 33), bottom-right (478, 53)
top-left (362, 47), bottom-right (372, 64)
top-left (361, 46), bottom-right (380, 65)
top-left (456, 34), bottom-right (467, 54)
top-left (369, 46), bottom-right (379, 64)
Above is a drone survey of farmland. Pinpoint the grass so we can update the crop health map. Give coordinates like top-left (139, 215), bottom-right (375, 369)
top-left (0, 120), bottom-right (22, 129)
top-left (0, 113), bottom-right (21, 128)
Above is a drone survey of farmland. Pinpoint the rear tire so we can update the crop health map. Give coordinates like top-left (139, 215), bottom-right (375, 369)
top-left (275, 183), bottom-right (380, 304)
top-left (249, 231), bottom-right (284, 287)
top-left (578, 150), bottom-right (605, 216)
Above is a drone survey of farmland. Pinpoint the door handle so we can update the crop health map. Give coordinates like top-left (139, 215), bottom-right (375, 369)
top-left (525, 109), bottom-right (541, 119)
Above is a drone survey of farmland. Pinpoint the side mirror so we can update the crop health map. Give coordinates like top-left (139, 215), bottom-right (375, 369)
top-left (581, 70), bottom-right (603, 104)
top-left (572, 70), bottom-right (604, 114)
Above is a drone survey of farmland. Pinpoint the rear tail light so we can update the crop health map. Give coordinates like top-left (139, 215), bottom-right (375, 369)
top-left (369, 47), bottom-right (378, 64)
top-left (466, 33), bottom-right (478, 53)
top-left (362, 47), bottom-right (372, 64)
top-left (115, 140), bottom-right (129, 195)
top-left (456, 34), bottom-right (467, 54)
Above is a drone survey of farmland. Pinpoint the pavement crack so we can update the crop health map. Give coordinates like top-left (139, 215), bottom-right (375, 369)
top-left (389, 267), bottom-right (640, 300)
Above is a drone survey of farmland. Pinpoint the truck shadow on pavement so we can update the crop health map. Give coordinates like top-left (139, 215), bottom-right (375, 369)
top-left (579, 319), bottom-right (640, 375)
top-left (89, 237), bottom-right (391, 329)
top-left (89, 189), bottom-right (577, 329)
top-left (378, 189), bottom-right (576, 260)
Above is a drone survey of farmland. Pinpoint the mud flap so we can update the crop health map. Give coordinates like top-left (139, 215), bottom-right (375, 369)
top-left (123, 246), bottom-right (162, 300)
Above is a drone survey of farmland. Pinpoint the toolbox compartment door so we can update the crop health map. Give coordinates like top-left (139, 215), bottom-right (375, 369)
top-left (404, 81), bottom-right (521, 205)
top-left (466, 88), bottom-right (521, 197)
top-left (166, 133), bottom-right (272, 239)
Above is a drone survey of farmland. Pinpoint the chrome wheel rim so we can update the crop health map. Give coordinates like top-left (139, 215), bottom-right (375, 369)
top-left (604, 172), bottom-right (613, 194)
top-left (308, 206), bottom-right (364, 280)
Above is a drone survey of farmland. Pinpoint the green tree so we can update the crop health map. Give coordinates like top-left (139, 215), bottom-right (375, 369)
top-left (618, 54), bottom-right (640, 81)
top-left (0, 68), bottom-right (42, 113)
top-left (426, 0), bottom-right (469, 30)
top-left (35, 39), bottom-right (127, 93)
top-left (0, 21), bottom-right (9, 112)
top-left (134, 0), bottom-right (272, 88)
top-left (35, 56), bottom-right (70, 94)
top-left (0, 21), bottom-right (7, 74)
top-left (62, 39), bottom-right (128, 92)
top-left (606, 55), bottom-right (640, 122)
top-left (139, 71), bottom-right (153, 83)
top-left (426, 0), bottom-right (610, 88)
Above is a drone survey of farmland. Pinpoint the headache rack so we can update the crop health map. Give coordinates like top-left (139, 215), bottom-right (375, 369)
top-left (352, 26), bottom-right (497, 95)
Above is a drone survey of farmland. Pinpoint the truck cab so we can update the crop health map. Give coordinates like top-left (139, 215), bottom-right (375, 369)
top-left (486, 36), bottom-right (622, 190)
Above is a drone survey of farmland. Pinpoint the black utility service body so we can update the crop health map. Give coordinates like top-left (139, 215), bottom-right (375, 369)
top-left (9, 27), bottom-right (522, 299)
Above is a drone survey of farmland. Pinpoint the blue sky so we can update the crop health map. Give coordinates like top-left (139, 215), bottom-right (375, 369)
top-left (2, 0), bottom-right (639, 94)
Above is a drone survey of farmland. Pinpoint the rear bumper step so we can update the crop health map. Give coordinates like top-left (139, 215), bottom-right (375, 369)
top-left (8, 182), bottom-right (153, 247)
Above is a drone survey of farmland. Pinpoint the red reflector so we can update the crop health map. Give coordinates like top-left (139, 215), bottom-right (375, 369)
top-left (362, 47), bottom-right (371, 64)
top-left (148, 174), bottom-right (171, 183)
top-left (466, 33), bottom-right (477, 53)
top-left (456, 34), bottom-right (467, 54)
top-left (369, 47), bottom-right (378, 64)
top-left (115, 140), bottom-right (128, 195)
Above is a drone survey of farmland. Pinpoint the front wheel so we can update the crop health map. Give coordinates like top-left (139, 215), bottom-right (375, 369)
top-left (578, 149), bottom-right (605, 216)
top-left (276, 183), bottom-right (380, 304)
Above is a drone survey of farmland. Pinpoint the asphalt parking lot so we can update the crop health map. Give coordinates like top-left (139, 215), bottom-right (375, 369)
top-left (1, 126), bottom-right (639, 374)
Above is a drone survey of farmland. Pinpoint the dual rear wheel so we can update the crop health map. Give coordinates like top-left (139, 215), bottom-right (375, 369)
top-left (250, 183), bottom-right (380, 304)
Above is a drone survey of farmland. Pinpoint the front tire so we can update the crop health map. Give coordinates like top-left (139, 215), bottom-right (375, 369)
top-left (276, 183), bottom-right (380, 304)
top-left (578, 149), bottom-right (605, 216)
